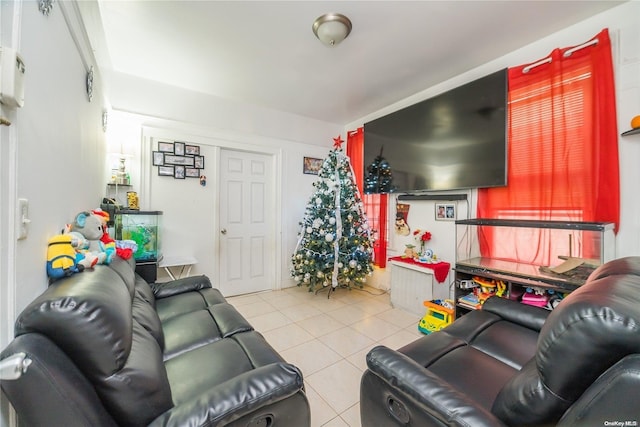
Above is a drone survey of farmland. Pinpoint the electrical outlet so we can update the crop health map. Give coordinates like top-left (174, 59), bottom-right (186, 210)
top-left (17, 198), bottom-right (30, 240)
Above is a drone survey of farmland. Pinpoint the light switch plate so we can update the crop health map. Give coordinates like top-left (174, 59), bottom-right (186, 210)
top-left (17, 198), bottom-right (29, 240)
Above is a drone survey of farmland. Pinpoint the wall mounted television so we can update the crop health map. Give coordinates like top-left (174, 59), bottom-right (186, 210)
top-left (363, 68), bottom-right (508, 193)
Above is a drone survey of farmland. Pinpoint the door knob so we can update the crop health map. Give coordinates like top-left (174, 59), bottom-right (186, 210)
top-left (221, 228), bottom-right (227, 235)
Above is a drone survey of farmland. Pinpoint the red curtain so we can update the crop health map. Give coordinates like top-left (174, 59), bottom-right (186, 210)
top-left (348, 128), bottom-right (388, 268)
top-left (478, 29), bottom-right (619, 265)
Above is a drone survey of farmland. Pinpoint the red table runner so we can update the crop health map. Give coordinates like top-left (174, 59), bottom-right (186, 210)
top-left (388, 256), bottom-right (451, 283)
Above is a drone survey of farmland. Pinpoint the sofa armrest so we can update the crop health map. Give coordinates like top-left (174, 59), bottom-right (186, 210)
top-left (151, 275), bottom-right (212, 299)
top-left (148, 362), bottom-right (307, 427)
top-left (366, 345), bottom-right (507, 427)
top-left (482, 296), bottom-right (550, 331)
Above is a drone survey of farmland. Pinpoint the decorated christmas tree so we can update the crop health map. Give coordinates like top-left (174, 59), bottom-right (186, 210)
top-left (364, 147), bottom-right (394, 193)
top-left (291, 136), bottom-right (374, 294)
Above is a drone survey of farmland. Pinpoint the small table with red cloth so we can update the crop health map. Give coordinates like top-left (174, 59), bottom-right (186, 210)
top-left (388, 256), bottom-right (452, 316)
top-left (388, 256), bottom-right (451, 283)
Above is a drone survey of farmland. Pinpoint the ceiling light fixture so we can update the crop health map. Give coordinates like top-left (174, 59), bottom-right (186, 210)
top-left (312, 13), bottom-right (352, 47)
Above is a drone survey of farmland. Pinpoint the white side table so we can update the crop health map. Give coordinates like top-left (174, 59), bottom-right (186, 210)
top-left (389, 259), bottom-right (451, 316)
top-left (159, 255), bottom-right (198, 280)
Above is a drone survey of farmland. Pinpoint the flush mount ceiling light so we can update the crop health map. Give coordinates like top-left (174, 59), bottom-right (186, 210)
top-left (312, 13), bottom-right (352, 47)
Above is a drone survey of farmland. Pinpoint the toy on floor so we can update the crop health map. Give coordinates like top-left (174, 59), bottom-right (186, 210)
top-left (419, 299), bottom-right (454, 334)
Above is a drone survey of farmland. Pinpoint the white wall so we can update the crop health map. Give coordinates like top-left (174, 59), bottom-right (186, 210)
top-left (346, 1), bottom-right (640, 265)
top-left (1, 1), bottom-right (108, 426)
top-left (12, 2), bottom-right (109, 313)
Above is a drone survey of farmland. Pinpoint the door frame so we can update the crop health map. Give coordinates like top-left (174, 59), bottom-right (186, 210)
top-left (141, 125), bottom-right (283, 293)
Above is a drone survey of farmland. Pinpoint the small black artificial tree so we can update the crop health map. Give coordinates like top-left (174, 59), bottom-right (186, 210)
top-left (364, 147), bottom-right (394, 194)
top-left (291, 136), bottom-right (374, 294)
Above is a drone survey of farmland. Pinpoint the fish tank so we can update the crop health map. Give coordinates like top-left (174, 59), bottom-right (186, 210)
top-left (114, 210), bottom-right (162, 262)
top-left (455, 218), bottom-right (615, 288)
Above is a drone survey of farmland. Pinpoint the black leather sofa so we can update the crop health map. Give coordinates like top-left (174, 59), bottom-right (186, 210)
top-left (361, 256), bottom-right (640, 426)
top-left (1, 257), bottom-right (310, 426)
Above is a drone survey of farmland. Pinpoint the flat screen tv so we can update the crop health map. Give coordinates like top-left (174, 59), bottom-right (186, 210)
top-left (363, 68), bottom-right (507, 193)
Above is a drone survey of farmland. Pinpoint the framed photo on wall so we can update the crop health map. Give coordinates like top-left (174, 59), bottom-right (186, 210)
top-left (185, 168), bottom-right (200, 178)
top-left (435, 203), bottom-right (456, 221)
top-left (174, 141), bottom-right (185, 156)
top-left (303, 157), bottom-right (322, 175)
top-left (174, 165), bottom-right (185, 179)
top-left (158, 141), bottom-right (174, 153)
top-left (158, 165), bottom-right (174, 176)
top-left (152, 151), bottom-right (164, 166)
top-left (185, 145), bottom-right (200, 156)
top-left (194, 156), bottom-right (205, 169)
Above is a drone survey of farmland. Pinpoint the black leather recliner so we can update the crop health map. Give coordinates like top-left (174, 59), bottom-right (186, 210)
top-left (1, 256), bottom-right (310, 426)
top-left (360, 256), bottom-right (640, 426)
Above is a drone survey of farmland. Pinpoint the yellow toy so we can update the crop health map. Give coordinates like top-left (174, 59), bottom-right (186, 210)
top-left (473, 276), bottom-right (499, 304)
top-left (419, 300), bottom-right (454, 334)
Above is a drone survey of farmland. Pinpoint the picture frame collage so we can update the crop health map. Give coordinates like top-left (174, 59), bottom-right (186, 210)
top-left (153, 141), bottom-right (204, 180)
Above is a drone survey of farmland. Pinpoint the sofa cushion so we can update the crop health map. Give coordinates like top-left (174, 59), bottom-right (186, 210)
top-left (99, 320), bottom-right (173, 426)
top-left (133, 286), bottom-right (165, 350)
top-left (165, 330), bottom-right (286, 405)
top-left (15, 267), bottom-right (133, 377)
top-left (155, 287), bottom-right (227, 322)
top-left (400, 307), bottom-right (538, 371)
top-left (108, 256), bottom-right (137, 297)
top-left (162, 303), bottom-right (254, 360)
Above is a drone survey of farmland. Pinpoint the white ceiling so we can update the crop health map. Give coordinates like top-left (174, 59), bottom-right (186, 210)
top-left (85, 1), bottom-right (624, 125)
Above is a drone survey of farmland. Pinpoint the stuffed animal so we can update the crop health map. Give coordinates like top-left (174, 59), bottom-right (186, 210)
top-left (66, 230), bottom-right (100, 269)
top-left (46, 233), bottom-right (98, 281)
top-left (46, 234), bottom-right (83, 280)
top-left (91, 209), bottom-right (115, 245)
top-left (70, 211), bottom-right (115, 265)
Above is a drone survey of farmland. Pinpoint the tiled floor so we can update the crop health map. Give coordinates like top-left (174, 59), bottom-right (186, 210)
top-left (227, 285), bottom-right (423, 427)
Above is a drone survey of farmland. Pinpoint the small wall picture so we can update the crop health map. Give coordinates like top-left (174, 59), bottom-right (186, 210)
top-left (436, 203), bottom-right (456, 221)
top-left (158, 165), bottom-right (174, 176)
top-left (185, 144), bottom-right (200, 156)
top-left (174, 141), bottom-right (185, 156)
top-left (158, 141), bottom-right (174, 153)
top-left (152, 151), bottom-right (164, 166)
top-left (303, 157), bottom-right (323, 175)
top-left (194, 156), bottom-right (205, 169)
top-left (174, 165), bottom-right (185, 179)
top-left (185, 167), bottom-right (200, 178)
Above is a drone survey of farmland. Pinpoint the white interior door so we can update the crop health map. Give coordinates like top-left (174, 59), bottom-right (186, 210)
top-left (219, 149), bottom-right (274, 296)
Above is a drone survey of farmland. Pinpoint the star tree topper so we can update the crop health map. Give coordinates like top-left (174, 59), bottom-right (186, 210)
top-left (333, 135), bottom-right (344, 149)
